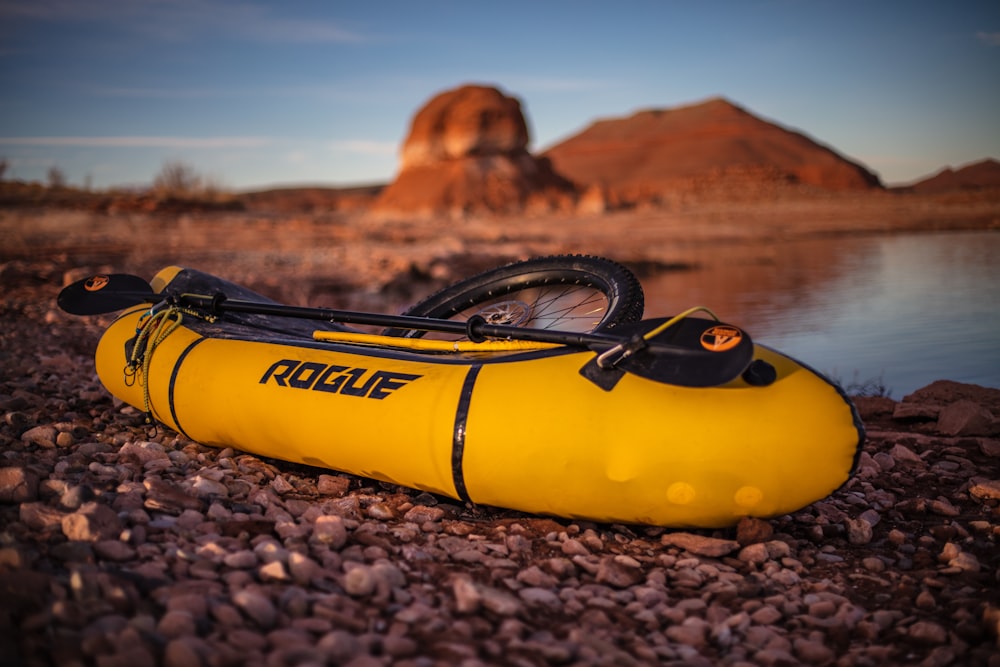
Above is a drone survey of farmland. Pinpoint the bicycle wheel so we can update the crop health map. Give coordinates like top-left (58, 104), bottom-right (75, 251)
top-left (386, 255), bottom-right (644, 339)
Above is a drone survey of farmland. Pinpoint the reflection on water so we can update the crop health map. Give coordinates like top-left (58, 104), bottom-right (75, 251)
top-left (642, 231), bottom-right (1000, 397)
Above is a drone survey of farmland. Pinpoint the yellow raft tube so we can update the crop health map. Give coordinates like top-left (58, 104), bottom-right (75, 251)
top-left (93, 268), bottom-right (864, 528)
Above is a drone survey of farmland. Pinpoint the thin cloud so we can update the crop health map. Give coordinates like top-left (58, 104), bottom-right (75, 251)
top-left (328, 140), bottom-right (398, 156)
top-left (977, 31), bottom-right (1000, 46)
top-left (87, 82), bottom-right (379, 102)
top-left (0, 136), bottom-right (272, 149)
top-left (0, 0), bottom-right (367, 44)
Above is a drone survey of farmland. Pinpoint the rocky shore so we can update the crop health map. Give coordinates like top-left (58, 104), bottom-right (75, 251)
top-left (2, 263), bottom-right (999, 667)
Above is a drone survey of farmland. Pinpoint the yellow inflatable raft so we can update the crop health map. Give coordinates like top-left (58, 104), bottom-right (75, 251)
top-left (73, 263), bottom-right (864, 528)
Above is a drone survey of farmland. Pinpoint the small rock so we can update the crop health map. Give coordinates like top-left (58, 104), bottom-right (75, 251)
top-left (231, 589), bottom-right (277, 629)
top-left (479, 585), bottom-right (521, 616)
top-left (595, 555), bottom-right (643, 588)
top-left (287, 552), bottom-right (321, 585)
top-left (560, 538), bottom-right (589, 556)
top-left (969, 478), bottom-right (1000, 501)
top-left (60, 484), bottom-right (95, 511)
top-left (871, 452), bottom-right (895, 472)
top-left (862, 557), bottom-right (886, 572)
top-left (0, 466), bottom-right (39, 503)
top-left (144, 478), bottom-right (203, 514)
top-left (163, 637), bottom-right (206, 667)
top-left (317, 475), bottom-right (350, 496)
top-left (382, 634), bottom-right (418, 658)
top-left (738, 543), bottom-right (769, 565)
top-left (312, 515), bottom-right (347, 548)
top-left (252, 539), bottom-right (287, 564)
top-left (366, 502), bottom-right (395, 520)
top-left (948, 551), bottom-right (981, 573)
top-left (982, 605), bottom-right (1000, 645)
top-left (403, 504), bottom-right (445, 524)
top-left (793, 637), bottom-right (835, 664)
top-left (927, 498), bottom-right (960, 517)
top-left (516, 565), bottom-right (558, 588)
top-left (343, 565), bottom-right (375, 597)
top-left (258, 560), bottom-right (289, 582)
top-left (20, 425), bottom-right (57, 448)
top-left (662, 531), bottom-right (740, 557)
top-left (518, 587), bottom-right (562, 610)
top-left (93, 540), bottom-right (136, 561)
top-left (190, 476), bottom-right (229, 498)
top-left (452, 576), bottom-right (481, 613)
top-left (852, 396), bottom-right (896, 420)
top-left (19, 502), bottom-right (66, 530)
top-left (845, 517), bottom-right (873, 545)
top-left (158, 610), bottom-right (197, 639)
top-left (889, 444), bottom-right (925, 466)
top-left (980, 439), bottom-right (1000, 457)
top-left (222, 550), bottom-right (257, 569)
top-left (908, 620), bottom-right (948, 644)
top-left (664, 617), bottom-right (709, 649)
top-left (736, 517), bottom-right (774, 545)
top-left (270, 475), bottom-right (295, 495)
top-left (61, 501), bottom-right (122, 542)
top-left (166, 593), bottom-right (208, 619)
top-left (808, 600), bottom-right (837, 618)
top-left (316, 630), bottom-right (362, 664)
top-left (371, 562), bottom-right (405, 590)
top-left (936, 400), bottom-right (994, 436)
top-left (751, 606), bottom-right (783, 625)
top-left (119, 440), bottom-right (170, 465)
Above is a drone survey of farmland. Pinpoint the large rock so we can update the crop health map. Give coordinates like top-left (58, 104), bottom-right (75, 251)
top-left (371, 84), bottom-right (574, 218)
top-left (399, 85), bottom-right (529, 170)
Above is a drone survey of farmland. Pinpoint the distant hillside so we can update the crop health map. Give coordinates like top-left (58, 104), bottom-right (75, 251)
top-left (242, 185), bottom-right (384, 213)
top-left (907, 159), bottom-right (1000, 192)
top-left (542, 97), bottom-right (882, 198)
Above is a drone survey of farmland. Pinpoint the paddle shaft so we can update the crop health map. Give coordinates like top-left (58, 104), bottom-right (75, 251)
top-left (176, 292), bottom-right (631, 349)
top-left (58, 274), bottom-right (714, 358)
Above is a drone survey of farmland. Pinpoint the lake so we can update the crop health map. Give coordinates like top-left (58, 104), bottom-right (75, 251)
top-left (641, 230), bottom-right (1000, 398)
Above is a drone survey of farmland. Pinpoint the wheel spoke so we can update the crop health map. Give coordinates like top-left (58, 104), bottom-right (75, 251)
top-left (425, 284), bottom-right (611, 340)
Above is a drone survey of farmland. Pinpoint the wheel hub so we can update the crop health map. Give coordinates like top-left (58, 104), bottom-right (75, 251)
top-left (474, 300), bottom-right (532, 327)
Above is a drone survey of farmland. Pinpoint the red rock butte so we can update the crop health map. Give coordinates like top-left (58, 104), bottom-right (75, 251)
top-left (371, 85), bottom-right (573, 219)
top-left (542, 97), bottom-right (882, 198)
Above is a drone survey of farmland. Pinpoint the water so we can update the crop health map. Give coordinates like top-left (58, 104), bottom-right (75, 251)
top-left (641, 230), bottom-right (1000, 398)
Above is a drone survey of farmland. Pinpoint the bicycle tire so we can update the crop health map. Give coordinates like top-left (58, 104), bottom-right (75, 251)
top-left (386, 255), bottom-right (644, 339)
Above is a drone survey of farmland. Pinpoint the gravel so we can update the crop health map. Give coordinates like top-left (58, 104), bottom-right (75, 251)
top-left (2, 263), bottom-right (999, 666)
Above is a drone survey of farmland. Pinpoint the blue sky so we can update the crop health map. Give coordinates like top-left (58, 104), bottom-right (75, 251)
top-left (1, 0), bottom-right (998, 190)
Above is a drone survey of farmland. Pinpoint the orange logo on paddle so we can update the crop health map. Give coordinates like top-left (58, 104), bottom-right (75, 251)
top-left (84, 275), bottom-right (110, 292)
top-left (700, 325), bottom-right (743, 352)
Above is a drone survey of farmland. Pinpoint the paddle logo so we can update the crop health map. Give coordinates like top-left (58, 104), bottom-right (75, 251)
top-left (84, 275), bottom-right (110, 292)
top-left (700, 325), bottom-right (743, 352)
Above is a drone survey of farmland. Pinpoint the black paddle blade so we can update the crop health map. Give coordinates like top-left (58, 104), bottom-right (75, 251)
top-left (581, 317), bottom-right (756, 389)
top-left (626, 318), bottom-right (755, 387)
top-left (57, 273), bottom-right (157, 315)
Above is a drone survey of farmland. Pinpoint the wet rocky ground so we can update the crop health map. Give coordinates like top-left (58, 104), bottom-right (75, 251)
top-left (2, 262), bottom-right (999, 667)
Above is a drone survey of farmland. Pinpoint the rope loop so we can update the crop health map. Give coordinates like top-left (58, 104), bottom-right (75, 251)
top-left (123, 305), bottom-right (189, 425)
